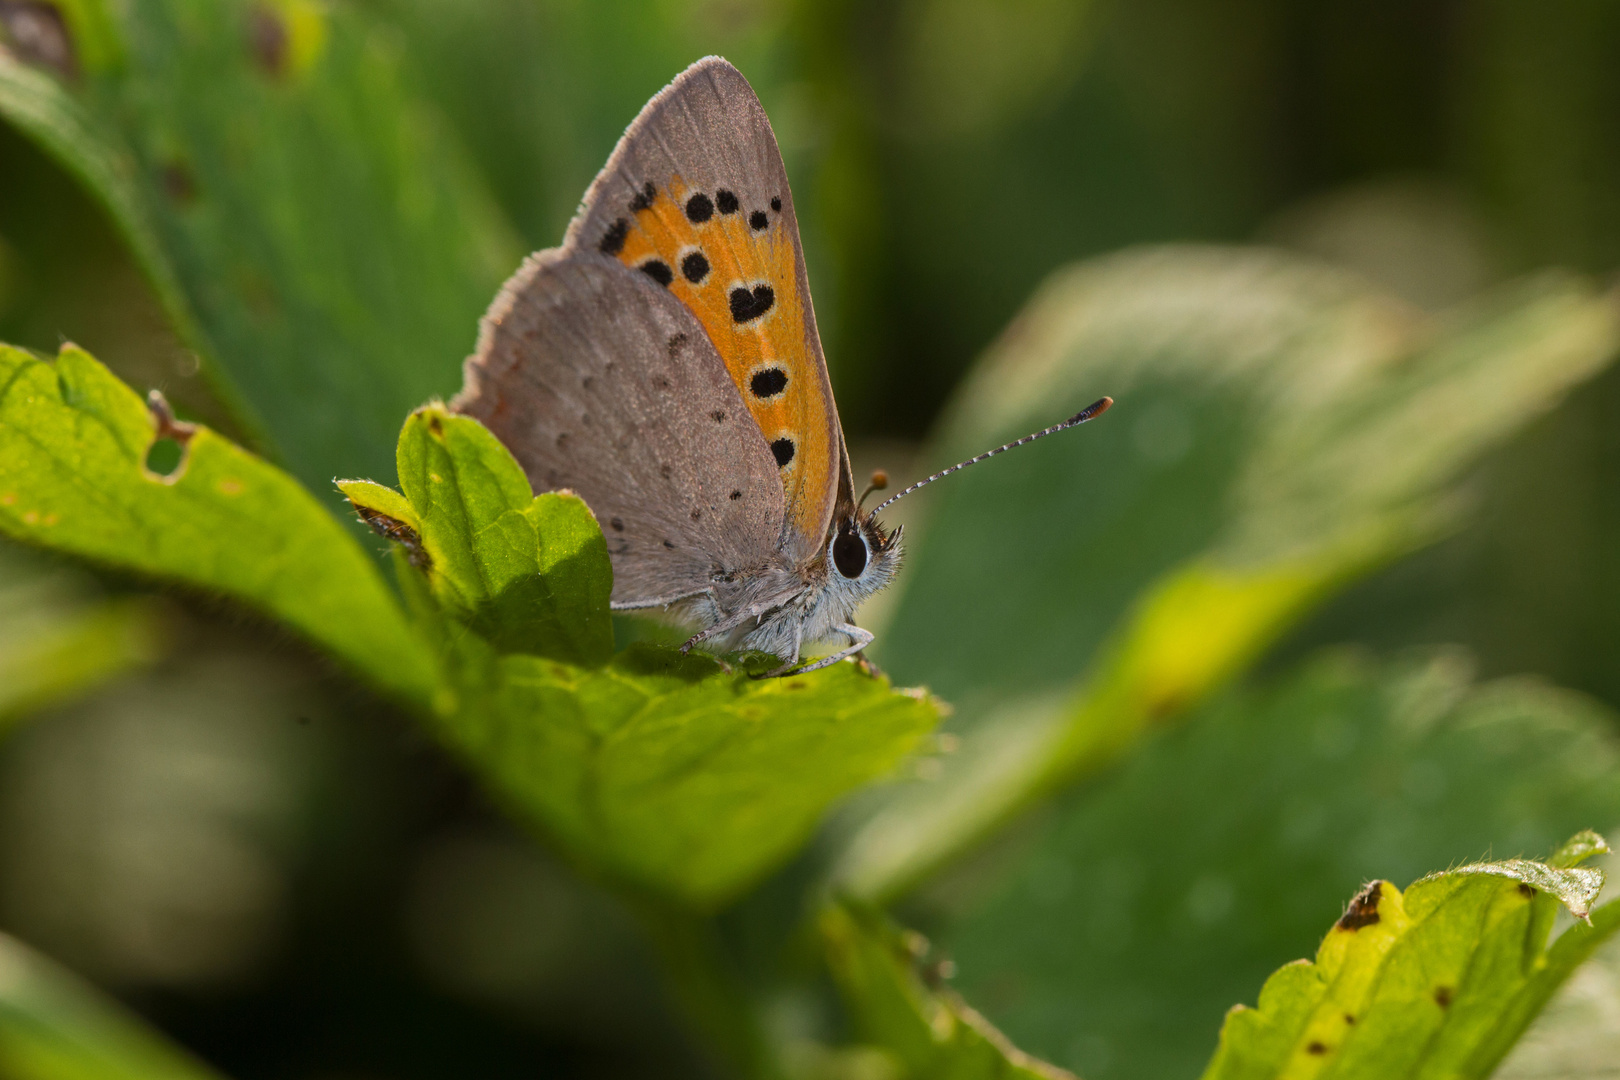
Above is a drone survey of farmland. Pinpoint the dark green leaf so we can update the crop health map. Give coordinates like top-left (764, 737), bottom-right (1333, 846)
top-left (0, 0), bottom-right (520, 490)
top-left (837, 250), bottom-right (1620, 900)
top-left (0, 342), bottom-right (436, 707)
top-left (820, 901), bottom-right (1075, 1080)
top-left (935, 652), bottom-right (1620, 1080)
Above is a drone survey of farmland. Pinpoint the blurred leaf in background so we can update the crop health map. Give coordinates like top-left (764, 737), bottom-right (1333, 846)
top-left (0, 0), bottom-right (520, 491)
top-left (833, 247), bottom-right (1619, 902)
top-left (0, 541), bottom-right (166, 728)
top-left (0, 931), bottom-right (224, 1080)
top-left (920, 651), bottom-right (1620, 1079)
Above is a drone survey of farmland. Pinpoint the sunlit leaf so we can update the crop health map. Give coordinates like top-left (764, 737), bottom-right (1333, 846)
top-left (0, 342), bottom-right (435, 707)
top-left (429, 638), bottom-right (941, 909)
top-left (371, 405), bottom-right (612, 666)
top-left (1200, 833), bottom-right (1618, 1080)
top-left (333, 408), bottom-right (945, 908)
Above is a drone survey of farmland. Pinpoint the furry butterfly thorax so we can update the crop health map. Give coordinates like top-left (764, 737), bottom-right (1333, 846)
top-left (453, 57), bottom-right (1108, 676)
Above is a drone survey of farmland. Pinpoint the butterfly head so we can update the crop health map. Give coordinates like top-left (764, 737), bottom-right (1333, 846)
top-left (826, 511), bottom-right (902, 602)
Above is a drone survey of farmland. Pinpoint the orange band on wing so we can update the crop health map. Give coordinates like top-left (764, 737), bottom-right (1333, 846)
top-left (606, 178), bottom-right (831, 547)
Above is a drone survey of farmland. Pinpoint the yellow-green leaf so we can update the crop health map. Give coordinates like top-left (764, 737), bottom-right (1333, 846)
top-left (0, 342), bottom-right (435, 707)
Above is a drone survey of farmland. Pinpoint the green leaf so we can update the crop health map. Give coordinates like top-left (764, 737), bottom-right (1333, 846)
top-left (1200, 835), bottom-right (1618, 1080)
top-left (0, 341), bottom-right (436, 707)
top-left (820, 902), bottom-right (1075, 1080)
top-left (0, 542), bottom-right (166, 727)
top-left (934, 651), bottom-right (1620, 1080)
top-left (0, 930), bottom-right (226, 1080)
top-left (1493, 861), bottom-right (1620, 1079)
top-left (333, 408), bottom-right (941, 906)
top-left (368, 404), bottom-right (613, 666)
top-left (434, 642), bottom-right (940, 908)
top-left (836, 249), bottom-right (1620, 900)
top-left (0, 0), bottom-right (520, 490)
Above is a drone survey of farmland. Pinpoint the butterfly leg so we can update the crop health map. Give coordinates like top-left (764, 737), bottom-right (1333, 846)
top-left (679, 590), bottom-right (798, 654)
top-left (767, 624), bottom-right (875, 678)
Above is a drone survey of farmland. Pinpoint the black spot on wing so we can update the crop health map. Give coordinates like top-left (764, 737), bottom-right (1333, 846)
top-left (629, 180), bottom-right (656, 212)
top-left (681, 251), bottom-right (710, 283)
top-left (640, 259), bottom-right (673, 287)
top-left (771, 438), bottom-right (795, 468)
top-left (599, 218), bottom-right (629, 255)
top-left (730, 490), bottom-right (742, 500)
top-left (609, 517), bottom-right (624, 532)
top-left (750, 367), bottom-right (788, 398)
top-left (685, 193), bottom-right (713, 222)
top-left (729, 284), bottom-right (775, 323)
top-left (770, 196), bottom-right (781, 212)
top-left (667, 332), bottom-right (687, 358)
top-left (749, 210), bottom-right (768, 230)
top-left (710, 410), bottom-right (726, 422)
top-left (715, 189), bottom-right (739, 214)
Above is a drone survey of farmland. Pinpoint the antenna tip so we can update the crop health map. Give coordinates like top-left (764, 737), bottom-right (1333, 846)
top-left (870, 469), bottom-right (888, 490)
top-left (1069, 397), bottom-right (1114, 425)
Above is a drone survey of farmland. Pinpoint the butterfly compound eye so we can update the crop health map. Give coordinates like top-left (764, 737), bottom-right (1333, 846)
top-left (833, 525), bottom-right (868, 579)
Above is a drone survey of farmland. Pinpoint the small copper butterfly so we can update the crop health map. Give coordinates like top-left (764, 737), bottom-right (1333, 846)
top-left (454, 57), bottom-right (1110, 676)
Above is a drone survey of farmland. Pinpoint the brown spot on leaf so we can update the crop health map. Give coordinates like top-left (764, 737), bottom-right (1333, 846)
top-left (1306, 1042), bottom-right (1328, 1056)
top-left (1337, 882), bottom-right (1383, 930)
top-left (1518, 883), bottom-right (1536, 898)
top-left (353, 505), bottom-right (430, 570)
top-left (161, 161), bottom-right (198, 205)
top-left (1434, 986), bottom-right (1453, 1008)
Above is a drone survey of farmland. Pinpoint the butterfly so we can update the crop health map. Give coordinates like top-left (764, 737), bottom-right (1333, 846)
top-left (453, 57), bottom-right (1109, 677)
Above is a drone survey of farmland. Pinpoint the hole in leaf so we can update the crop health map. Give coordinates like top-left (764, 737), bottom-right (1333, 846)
top-left (145, 437), bottom-right (186, 481)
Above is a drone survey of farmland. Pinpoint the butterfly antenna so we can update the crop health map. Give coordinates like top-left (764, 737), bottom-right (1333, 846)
top-left (858, 470), bottom-right (889, 511)
top-left (870, 397), bottom-right (1113, 515)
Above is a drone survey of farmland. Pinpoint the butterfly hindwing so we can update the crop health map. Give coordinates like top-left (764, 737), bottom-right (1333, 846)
top-left (566, 57), bottom-right (850, 565)
top-left (456, 252), bottom-right (785, 605)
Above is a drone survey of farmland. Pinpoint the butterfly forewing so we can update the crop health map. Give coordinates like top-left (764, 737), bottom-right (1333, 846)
top-left (566, 57), bottom-right (848, 564)
top-left (456, 252), bottom-right (785, 605)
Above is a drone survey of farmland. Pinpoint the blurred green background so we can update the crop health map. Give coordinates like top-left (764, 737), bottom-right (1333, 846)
top-left (4, 1), bottom-right (1620, 1077)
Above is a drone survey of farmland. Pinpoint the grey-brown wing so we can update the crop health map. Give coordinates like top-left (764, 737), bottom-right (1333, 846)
top-left (454, 250), bottom-right (786, 605)
top-left (565, 56), bottom-right (856, 565)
